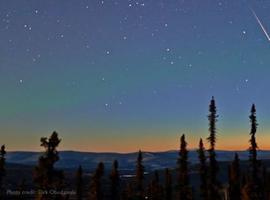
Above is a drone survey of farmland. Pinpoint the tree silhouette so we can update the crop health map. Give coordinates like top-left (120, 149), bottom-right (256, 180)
top-left (177, 134), bottom-right (192, 200)
top-left (90, 162), bottom-right (104, 200)
top-left (110, 160), bottom-right (120, 200)
top-left (249, 104), bottom-right (259, 180)
top-left (76, 165), bottom-right (83, 200)
top-left (207, 96), bottom-right (220, 200)
top-left (164, 168), bottom-right (172, 200)
top-left (245, 104), bottom-right (263, 199)
top-left (33, 131), bottom-right (64, 200)
top-left (228, 153), bottom-right (241, 200)
top-left (135, 150), bottom-right (144, 199)
top-left (197, 138), bottom-right (207, 200)
top-left (0, 145), bottom-right (6, 198)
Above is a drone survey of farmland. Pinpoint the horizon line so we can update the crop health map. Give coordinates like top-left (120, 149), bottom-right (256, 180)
top-left (6, 148), bottom-right (270, 154)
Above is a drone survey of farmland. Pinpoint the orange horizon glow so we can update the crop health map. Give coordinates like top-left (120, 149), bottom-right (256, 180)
top-left (4, 131), bottom-right (270, 153)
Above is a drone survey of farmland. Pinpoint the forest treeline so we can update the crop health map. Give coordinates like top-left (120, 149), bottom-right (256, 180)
top-left (0, 96), bottom-right (270, 200)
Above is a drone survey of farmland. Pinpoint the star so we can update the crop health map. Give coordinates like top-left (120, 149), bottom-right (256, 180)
top-left (197, 51), bottom-right (203, 55)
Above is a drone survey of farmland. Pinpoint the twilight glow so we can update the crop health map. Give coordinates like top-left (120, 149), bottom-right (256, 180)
top-left (1, 0), bottom-right (270, 152)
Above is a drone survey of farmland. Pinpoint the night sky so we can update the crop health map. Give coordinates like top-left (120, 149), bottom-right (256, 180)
top-left (1, 0), bottom-right (270, 152)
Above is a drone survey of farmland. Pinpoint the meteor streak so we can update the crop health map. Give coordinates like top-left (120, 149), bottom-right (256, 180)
top-left (250, 8), bottom-right (270, 41)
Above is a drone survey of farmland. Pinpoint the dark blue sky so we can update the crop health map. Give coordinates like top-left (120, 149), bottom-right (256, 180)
top-left (0, 0), bottom-right (270, 152)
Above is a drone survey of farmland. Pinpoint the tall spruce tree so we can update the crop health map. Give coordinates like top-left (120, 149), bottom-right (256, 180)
top-left (249, 104), bottom-right (259, 181)
top-left (165, 168), bottom-right (172, 200)
top-left (135, 150), bottom-right (144, 199)
top-left (247, 104), bottom-right (262, 199)
top-left (110, 160), bottom-right (120, 200)
top-left (207, 96), bottom-right (220, 200)
top-left (177, 134), bottom-right (192, 200)
top-left (0, 145), bottom-right (6, 198)
top-left (197, 138), bottom-right (207, 200)
top-left (90, 162), bottom-right (104, 200)
top-left (228, 153), bottom-right (241, 200)
top-left (76, 165), bottom-right (83, 200)
top-left (33, 131), bottom-right (64, 200)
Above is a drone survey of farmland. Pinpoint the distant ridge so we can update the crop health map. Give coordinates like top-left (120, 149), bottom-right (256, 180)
top-left (5, 150), bottom-right (270, 170)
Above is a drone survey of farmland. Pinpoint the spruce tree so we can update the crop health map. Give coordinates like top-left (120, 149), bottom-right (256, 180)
top-left (76, 165), bottom-right (83, 200)
top-left (165, 168), bottom-right (172, 200)
top-left (249, 104), bottom-right (259, 181)
top-left (110, 160), bottom-right (120, 200)
top-left (90, 162), bottom-right (104, 200)
top-left (247, 104), bottom-right (262, 199)
top-left (177, 134), bottom-right (192, 200)
top-left (0, 145), bottom-right (6, 198)
top-left (207, 96), bottom-right (220, 200)
top-left (228, 153), bottom-right (241, 200)
top-left (197, 138), bottom-right (207, 200)
top-left (135, 150), bottom-right (144, 199)
top-left (33, 131), bottom-right (64, 200)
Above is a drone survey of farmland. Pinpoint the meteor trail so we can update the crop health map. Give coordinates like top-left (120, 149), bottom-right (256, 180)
top-left (250, 8), bottom-right (270, 41)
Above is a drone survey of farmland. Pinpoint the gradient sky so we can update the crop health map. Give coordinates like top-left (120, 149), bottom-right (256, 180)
top-left (1, 0), bottom-right (270, 152)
